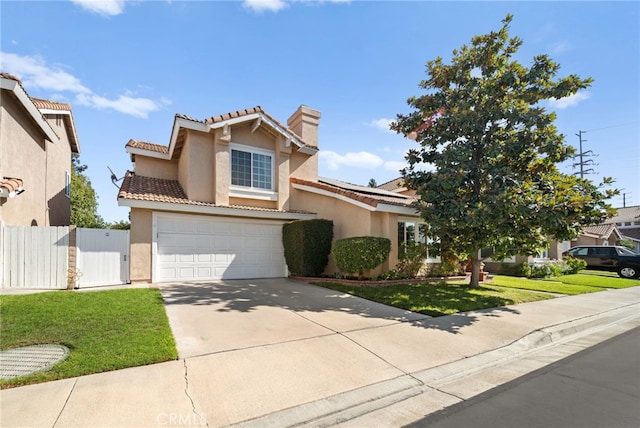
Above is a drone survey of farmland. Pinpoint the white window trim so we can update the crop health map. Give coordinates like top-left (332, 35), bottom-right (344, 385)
top-left (398, 219), bottom-right (440, 262)
top-left (229, 142), bottom-right (276, 199)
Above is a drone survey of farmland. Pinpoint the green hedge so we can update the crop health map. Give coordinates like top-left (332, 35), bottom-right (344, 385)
top-left (282, 219), bottom-right (333, 276)
top-left (332, 236), bottom-right (391, 278)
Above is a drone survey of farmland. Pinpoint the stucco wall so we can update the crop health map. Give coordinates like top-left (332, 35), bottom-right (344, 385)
top-left (129, 208), bottom-right (152, 283)
top-left (0, 94), bottom-right (49, 226)
top-left (43, 113), bottom-right (72, 226)
top-left (178, 134), bottom-right (191, 198)
top-left (135, 156), bottom-right (178, 180)
top-left (572, 235), bottom-right (618, 247)
top-left (289, 187), bottom-right (404, 275)
top-left (231, 125), bottom-right (276, 151)
top-left (289, 151), bottom-right (318, 181)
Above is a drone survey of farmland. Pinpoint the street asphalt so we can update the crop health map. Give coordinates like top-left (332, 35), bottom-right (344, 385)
top-left (410, 325), bottom-right (640, 428)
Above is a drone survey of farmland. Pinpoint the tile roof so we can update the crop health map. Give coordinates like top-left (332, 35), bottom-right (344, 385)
top-left (1, 73), bottom-right (59, 141)
top-left (376, 177), bottom-right (407, 192)
top-left (126, 139), bottom-right (169, 154)
top-left (204, 106), bottom-right (311, 149)
top-left (127, 106), bottom-right (315, 160)
top-left (609, 206), bottom-right (640, 224)
top-left (204, 106), bottom-right (264, 125)
top-left (0, 72), bottom-right (21, 82)
top-left (175, 113), bottom-right (203, 123)
top-left (1, 73), bottom-right (79, 153)
top-left (582, 223), bottom-right (619, 239)
top-left (291, 177), bottom-right (416, 208)
top-left (32, 97), bottom-right (80, 154)
top-left (118, 172), bottom-right (314, 215)
top-left (0, 177), bottom-right (23, 195)
top-left (31, 97), bottom-right (72, 112)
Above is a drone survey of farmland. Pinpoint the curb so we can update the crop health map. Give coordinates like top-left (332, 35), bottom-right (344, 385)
top-left (231, 303), bottom-right (640, 428)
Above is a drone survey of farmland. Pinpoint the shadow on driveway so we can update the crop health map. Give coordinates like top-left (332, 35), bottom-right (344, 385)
top-left (159, 278), bottom-right (520, 335)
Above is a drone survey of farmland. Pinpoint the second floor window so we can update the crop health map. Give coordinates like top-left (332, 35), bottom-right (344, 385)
top-left (231, 146), bottom-right (273, 191)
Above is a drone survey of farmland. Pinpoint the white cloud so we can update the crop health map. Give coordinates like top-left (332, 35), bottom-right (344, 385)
top-left (368, 118), bottom-right (394, 133)
top-left (0, 52), bottom-right (91, 94)
top-left (547, 91), bottom-right (591, 109)
top-left (70, 0), bottom-right (126, 16)
top-left (320, 151), bottom-right (384, 170)
top-left (242, 0), bottom-right (288, 13)
top-left (383, 160), bottom-right (406, 172)
top-left (75, 93), bottom-right (168, 118)
top-left (242, 0), bottom-right (350, 13)
top-left (1, 52), bottom-right (169, 118)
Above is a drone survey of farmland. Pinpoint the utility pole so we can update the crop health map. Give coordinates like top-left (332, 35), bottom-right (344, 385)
top-left (621, 192), bottom-right (633, 208)
top-left (572, 130), bottom-right (597, 179)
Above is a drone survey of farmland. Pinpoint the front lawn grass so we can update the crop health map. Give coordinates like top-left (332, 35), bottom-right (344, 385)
top-left (488, 275), bottom-right (602, 295)
top-left (0, 289), bottom-right (178, 389)
top-left (312, 281), bottom-right (552, 317)
top-left (553, 273), bottom-right (639, 289)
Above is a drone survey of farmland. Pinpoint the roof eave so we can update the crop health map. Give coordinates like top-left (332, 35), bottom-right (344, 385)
top-left (125, 145), bottom-right (170, 160)
top-left (118, 197), bottom-right (317, 221)
top-left (208, 112), bottom-right (317, 155)
top-left (1, 77), bottom-right (59, 143)
top-left (38, 108), bottom-right (80, 153)
top-left (292, 181), bottom-right (419, 215)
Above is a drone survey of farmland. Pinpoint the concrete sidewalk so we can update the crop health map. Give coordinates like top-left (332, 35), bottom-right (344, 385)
top-left (1, 285), bottom-right (639, 428)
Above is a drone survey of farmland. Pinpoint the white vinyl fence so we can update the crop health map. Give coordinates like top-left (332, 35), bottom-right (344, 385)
top-left (1, 224), bottom-right (131, 289)
top-left (1, 225), bottom-right (69, 289)
top-left (76, 228), bottom-right (129, 287)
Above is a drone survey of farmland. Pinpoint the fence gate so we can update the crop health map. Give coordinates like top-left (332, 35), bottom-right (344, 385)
top-left (1, 225), bottom-right (69, 289)
top-left (76, 228), bottom-right (130, 288)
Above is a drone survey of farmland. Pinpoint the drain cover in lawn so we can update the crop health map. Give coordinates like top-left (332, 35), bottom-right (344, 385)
top-left (0, 344), bottom-right (69, 379)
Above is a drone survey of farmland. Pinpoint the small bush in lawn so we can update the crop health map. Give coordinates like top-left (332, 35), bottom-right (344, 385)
top-left (528, 259), bottom-right (579, 278)
top-left (283, 219), bottom-right (333, 276)
top-left (563, 256), bottom-right (587, 274)
top-left (501, 261), bottom-right (531, 277)
top-left (397, 241), bottom-right (426, 278)
top-left (332, 236), bottom-right (391, 278)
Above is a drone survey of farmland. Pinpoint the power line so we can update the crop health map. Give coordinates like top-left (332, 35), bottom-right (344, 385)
top-left (584, 121), bottom-right (639, 133)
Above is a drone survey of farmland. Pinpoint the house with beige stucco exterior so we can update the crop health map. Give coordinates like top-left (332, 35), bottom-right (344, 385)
top-left (118, 105), bottom-right (426, 283)
top-left (0, 73), bottom-right (80, 227)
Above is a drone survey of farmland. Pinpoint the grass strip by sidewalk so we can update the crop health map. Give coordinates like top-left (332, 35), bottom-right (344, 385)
top-left (312, 281), bottom-right (552, 317)
top-left (488, 275), bottom-right (602, 295)
top-left (0, 288), bottom-right (178, 389)
top-left (553, 273), bottom-right (640, 289)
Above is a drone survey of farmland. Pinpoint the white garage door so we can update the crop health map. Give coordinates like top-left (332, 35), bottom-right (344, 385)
top-left (155, 214), bottom-right (286, 282)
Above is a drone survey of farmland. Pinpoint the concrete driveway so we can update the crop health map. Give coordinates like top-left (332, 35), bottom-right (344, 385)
top-left (159, 278), bottom-right (428, 358)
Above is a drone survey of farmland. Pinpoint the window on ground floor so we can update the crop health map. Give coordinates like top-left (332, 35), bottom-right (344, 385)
top-left (398, 221), bottom-right (440, 262)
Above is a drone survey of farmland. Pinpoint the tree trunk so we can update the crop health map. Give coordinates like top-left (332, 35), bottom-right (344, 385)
top-left (469, 256), bottom-right (482, 287)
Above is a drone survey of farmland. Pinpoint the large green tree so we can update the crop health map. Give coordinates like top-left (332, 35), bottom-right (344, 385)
top-left (70, 154), bottom-right (105, 228)
top-left (391, 15), bottom-right (617, 286)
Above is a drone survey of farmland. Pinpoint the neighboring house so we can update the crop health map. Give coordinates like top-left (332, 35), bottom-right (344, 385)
top-left (0, 73), bottom-right (80, 226)
top-left (117, 105), bottom-right (424, 283)
top-left (571, 223), bottom-right (621, 247)
top-left (376, 177), bottom-right (416, 197)
top-left (609, 206), bottom-right (640, 253)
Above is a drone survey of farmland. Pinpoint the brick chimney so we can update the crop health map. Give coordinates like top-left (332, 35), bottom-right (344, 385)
top-left (287, 105), bottom-right (321, 147)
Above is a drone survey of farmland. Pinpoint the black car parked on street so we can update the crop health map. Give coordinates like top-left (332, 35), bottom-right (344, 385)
top-left (563, 245), bottom-right (640, 279)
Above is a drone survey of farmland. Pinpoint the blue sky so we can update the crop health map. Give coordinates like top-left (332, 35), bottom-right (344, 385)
top-left (2, 1), bottom-right (638, 223)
